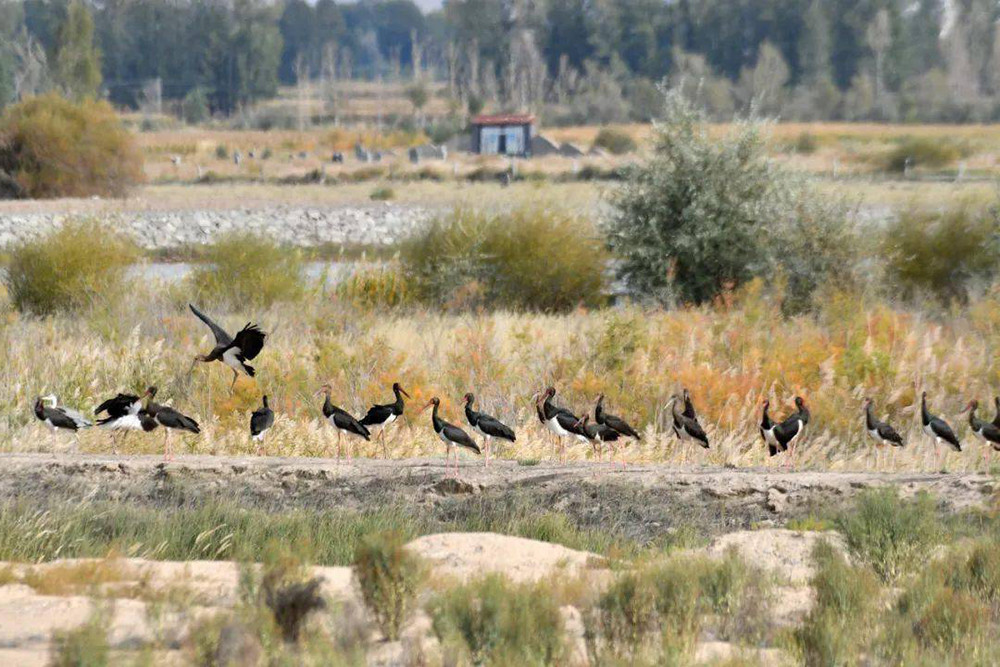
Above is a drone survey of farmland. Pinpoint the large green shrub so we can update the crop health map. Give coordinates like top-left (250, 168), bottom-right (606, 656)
top-left (4, 220), bottom-right (139, 315)
top-left (836, 489), bottom-right (941, 583)
top-left (606, 89), bottom-right (852, 311)
top-left (429, 574), bottom-right (566, 665)
top-left (401, 206), bottom-right (606, 312)
top-left (884, 136), bottom-right (967, 173)
top-left (881, 203), bottom-right (1000, 304)
top-left (188, 233), bottom-right (305, 309)
top-left (593, 127), bottom-right (637, 155)
top-left (0, 94), bottom-right (142, 198)
top-left (353, 531), bottom-right (424, 641)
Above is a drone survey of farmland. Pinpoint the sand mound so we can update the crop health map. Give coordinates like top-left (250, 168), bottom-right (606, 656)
top-left (705, 529), bottom-right (847, 585)
top-left (405, 532), bottom-right (604, 583)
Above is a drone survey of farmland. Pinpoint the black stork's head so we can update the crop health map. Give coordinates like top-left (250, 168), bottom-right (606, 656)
top-left (762, 399), bottom-right (770, 409)
top-left (543, 387), bottom-right (556, 401)
top-left (392, 383), bottom-right (411, 399)
top-left (862, 397), bottom-right (872, 411)
top-left (964, 399), bottom-right (979, 413)
top-left (146, 386), bottom-right (158, 399)
top-left (33, 396), bottom-right (44, 418)
top-left (795, 396), bottom-right (806, 410)
top-left (419, 397), bottom-right (440, 414)
top-left (315, 383), bottom-right (332, 398)
top-left (261, 395), bottom-right (269, 408)
top-left (574, 414), bottom-right (590, 429)
top-left (463, 392), bottom-right (475, 404)
top-left (596, 393), bottom-right (605, 405)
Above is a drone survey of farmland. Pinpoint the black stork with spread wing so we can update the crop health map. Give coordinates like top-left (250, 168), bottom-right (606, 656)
top-left (359, 382), bottom-right (409, 458)
top-left (318, 384), bottom-right (370, 460)
top-left (250, 395), bottom-right (275, 454)
top-left (95, 387), bottom-right (156, 453)
top-left (421, 397), bottom-right (480, 478)
top-left (463, 393), bottom-right (515, 467)
top-left (189, 304), bottom-right (267, 391)
top-left (863, 398), bottom-right (905, 469)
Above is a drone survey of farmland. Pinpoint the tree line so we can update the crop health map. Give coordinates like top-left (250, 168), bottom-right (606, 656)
top-left (1, 0), bottom-right (998, 123)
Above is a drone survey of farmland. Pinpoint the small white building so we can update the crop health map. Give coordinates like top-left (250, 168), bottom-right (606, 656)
top-left (470, 114), bottom-right (535, 157)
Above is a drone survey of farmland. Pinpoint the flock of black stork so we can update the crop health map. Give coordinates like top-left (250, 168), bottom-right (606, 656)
top-left (30, 306), bottom-right (1000, 471)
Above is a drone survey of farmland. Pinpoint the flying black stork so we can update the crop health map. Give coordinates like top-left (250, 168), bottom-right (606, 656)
top-left (34, 395), bottom-right (91, 432)
top-left (96, 387), bottom-right (156, 453)
top-left (964, 399), bottom-right (1000, 467)
top-left (359, 382), bottom-right (410, 458)
top-left (759, 400), bottom-right (781, 457)
top-left (250, 395), bottom-right (274, 455)
top-left (143, 388), bottom-right (200, 460)
top-left (574, 414), bottom-right (621, 465)
top-left (535, 387), bottom-right (582, 462)
top-left (189, 304), bottom-right (267, 391)
top-left (595, 394), bottom-right (641, 441)
top-left (463, 393), bottom-right (515, 467)
top-left (920, 391), bottom-right (960, 469)
top-left (863, 398), bottom-right (905, 469)
top-left (772, 397), bottom-right (810, 468)
top-left (666, 394), bottom-right (709, 462)
top-left (421, 397), bottom-right (480, 478)
top-left (318, 384), bottom-right (370, 460)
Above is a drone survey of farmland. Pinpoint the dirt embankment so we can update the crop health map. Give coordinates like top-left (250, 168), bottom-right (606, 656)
top-left (0, 454), bottom-right (994, 537)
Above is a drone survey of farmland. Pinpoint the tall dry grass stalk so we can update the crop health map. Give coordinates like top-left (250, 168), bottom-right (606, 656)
top-left (3, 277), bottom-right (1000, 472)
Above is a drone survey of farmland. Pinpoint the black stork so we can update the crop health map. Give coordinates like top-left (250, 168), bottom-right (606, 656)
top-left (574, 415), bottom-right (621, 465)
top-left (463, 393), bottom-right (515, 467)
top-left (666, 394), bottom-right (709, 462)
top-left (535, 387), bottom-right (582, 462)
top-left (96, 387), bottom-right (156, 453)
top-left (420, 397), bottom-right (480, 477)
top-left (318, 384), bottom-right (370, 460)
top-left (34, 396), bottom-right (91, 450)
top-left (359, 382), bottom-right (410, 458)
top-left (920, 391), bottom-right (960, 469)
top-left (595, 394), bottom-right (641, 440)
top-left (189, 304), bottom-right (267, 391)
top-left (992, 397), bottom-right (1000, 429)
top-left (143, 388), bottom-right (200, 460)
top-left (773, 397), bottom-right (810, 467)
top-left (964, 400), bottom-right (1000, 466)
top-left (760, 400), bottom-right (781, 457)
top-left (863, 398), bottom-right (905, 469)
top-left (250, 395), bottom-right (274, 455)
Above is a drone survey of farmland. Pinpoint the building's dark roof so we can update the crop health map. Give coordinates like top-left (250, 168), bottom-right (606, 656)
top-left (470, 113), bottom-right (535, 126)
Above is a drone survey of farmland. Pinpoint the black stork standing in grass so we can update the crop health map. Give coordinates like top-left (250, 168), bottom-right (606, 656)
top-left (189, 304), bottom-right (267, 391)
top-left (359, 382), bottom-right (409, 458)
top-left (421, 397), bottom-right (480, 478)
top-left (772, 397), bottom-right (810, 467)
top-left (143, 388), bottom-right (200, 460)
top-left (574, 415), bottom-right (621, 465)
top-left (250, 395), bottom-right (274, 455)
top-left (863, 398), bottom-right (905, 468)
top-left (96, 387), bottom-right (156, 453)
top-left (666, 394), bottom-right (709, 461)
top-left (463, 393), bottom-right (515, 467)
top-left (963, 400), bottom-right (1000, 466)
top-left (759, 400), bottom-right (781, 457)
top-left (34, 396), bottom-right (92, 443)
top-left (318, 384), bottom-right (370, 460)
top-left (595, 394), bottom-right (641, 441)
top-left (920, 391), bottom-right (961, 468)
top-left (535, 387), bottom-right (582, 462)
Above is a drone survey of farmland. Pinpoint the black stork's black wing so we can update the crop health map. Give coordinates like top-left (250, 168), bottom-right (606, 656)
top-left (96, 393), bottom-right (140, 418)
top-left (605, 413), bottom-right (641, 439)
top-left (773, 415), bottom-right (804, 448)
top-left (251, 406), bottom-right (274, 436)
top-left (677, 413), bottom-right (709, 447)
top-left (333, 408), bottom-right (371, 440)
top-left (443, 422), bottom-right (480, 452)
top-left (156, 407), bottom-right (201, 433)
top-left (877, 421), bottom-right (904, 446)
top-left (555, 410), bottom-right (581, 434)
top-left (233, 323), bottom-right (266, 361)
top-left (45, 407), bottom-right (85, 430)
top-left (189, 304), bottom-right (233, 346)
top-left (360, 403), bottom-right (393, 427)
top-left (478, 415), bottom-right (516, 442)
top-left (930, 417), bottom-right (960, 450)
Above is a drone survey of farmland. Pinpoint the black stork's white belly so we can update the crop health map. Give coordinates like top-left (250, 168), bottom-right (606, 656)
top-left (763, 428), bottom-right (780, 450)
top-left (100, 414), bottom-right (144, 431)
top-left (545, 416), bottom-right (572, 438)
top-left (222, 347), bottom-right (246, 374)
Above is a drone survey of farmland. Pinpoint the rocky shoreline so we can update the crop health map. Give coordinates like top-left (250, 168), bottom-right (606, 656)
top-left (0, 204), bottom-right (435, 249)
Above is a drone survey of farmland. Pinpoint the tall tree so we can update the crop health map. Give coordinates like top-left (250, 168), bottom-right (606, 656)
top-left (54, 0), bottom-right (101, 100)
top-left (798, 0), bottom-right (831, 84)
